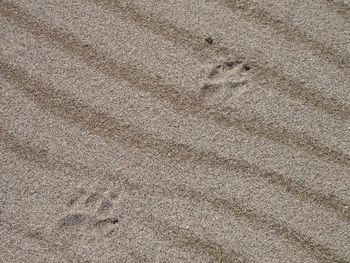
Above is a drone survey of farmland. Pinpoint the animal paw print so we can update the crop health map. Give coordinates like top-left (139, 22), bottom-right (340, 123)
top-left (59, 188), bottom-right (119, 237)
top-left (200, 60), bottom-right (252, 105)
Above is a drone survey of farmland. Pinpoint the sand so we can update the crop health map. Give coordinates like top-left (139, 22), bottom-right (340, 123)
top-left (0, 0), bottom-right (349, 262)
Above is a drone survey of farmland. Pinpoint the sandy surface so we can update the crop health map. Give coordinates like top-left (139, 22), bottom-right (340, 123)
top-left (1, 0), bottom-right (349, 262)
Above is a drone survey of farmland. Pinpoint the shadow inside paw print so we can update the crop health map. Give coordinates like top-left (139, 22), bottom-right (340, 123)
top-left (208, 61), bottom-right (249, 78)
top-left (59, 188), bottom-right (119, 236)
top-left (60, 213), bottom-right (86, 227)
top-left (200, 60), bottom-right (253, 105)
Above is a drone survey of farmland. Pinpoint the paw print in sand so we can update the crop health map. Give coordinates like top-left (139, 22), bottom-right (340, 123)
top-left (59, 188), bottom-right (119, 237)
top-left (200, 60), bottom-right (253, 105)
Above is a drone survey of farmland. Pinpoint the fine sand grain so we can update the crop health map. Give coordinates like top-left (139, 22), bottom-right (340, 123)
top-left (1, 0), bottom-right (350, 262)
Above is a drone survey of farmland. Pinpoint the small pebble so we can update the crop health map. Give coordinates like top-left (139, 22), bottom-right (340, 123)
top-left (205, 36), bottom-right (214, 44)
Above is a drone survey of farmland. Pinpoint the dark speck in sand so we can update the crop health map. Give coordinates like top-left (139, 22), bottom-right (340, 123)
top-left (243, 65), bottom-right (251, 71)
top-left (205, 36), bottom-right (214, 44)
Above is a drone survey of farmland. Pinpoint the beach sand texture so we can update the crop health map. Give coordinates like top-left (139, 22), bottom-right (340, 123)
top-left (1, 0), bottom-right (350, 262)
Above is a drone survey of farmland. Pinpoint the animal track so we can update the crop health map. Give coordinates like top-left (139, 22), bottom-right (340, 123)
top-left (59, 188), bottom-right (119, 236)
top-left (200, 60), bottom-right (253, 105)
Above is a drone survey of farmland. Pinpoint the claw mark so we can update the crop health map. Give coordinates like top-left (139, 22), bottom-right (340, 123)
top-left (67, 188), bottom-right (86, 206)
top-left (60, 213), bottom-right (85, 227)
top-left (98, 200), bottom-right (113, 213)
top-left (94, 217), bottom-right (119, 227)
top-left (85, 193), bottom-right (100, 206)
